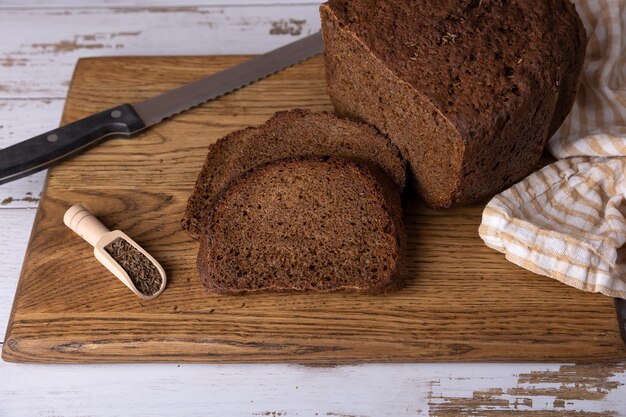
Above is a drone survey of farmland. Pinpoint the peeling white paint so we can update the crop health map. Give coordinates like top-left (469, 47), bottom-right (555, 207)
top-left (428, 363), bottom-right (626, 415)
top-left (0, 5), bottom-right (322, 98)
top-left (0, 2), bottom-right (625, 416)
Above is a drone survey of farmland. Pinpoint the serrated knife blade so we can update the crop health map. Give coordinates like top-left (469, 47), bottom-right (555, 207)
top-left (0, 32), bottom-right (324, 186)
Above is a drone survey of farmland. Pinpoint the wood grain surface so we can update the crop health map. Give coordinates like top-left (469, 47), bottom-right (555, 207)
top-left (3, 55), bottom-right (625, 364)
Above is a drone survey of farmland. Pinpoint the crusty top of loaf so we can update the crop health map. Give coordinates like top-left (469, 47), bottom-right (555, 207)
top-left (324, 0), bottom-right (586, 142)
top-left (182, 109), bottom-right (406, 240)
top-left (197, 157), bottom-right (405, 294)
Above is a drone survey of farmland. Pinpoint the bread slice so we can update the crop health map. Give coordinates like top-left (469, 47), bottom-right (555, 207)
top-left (320, 0), bottom-right (586, 207)
top-left (182, 109), bottom-right (406, 240)
top-left (197, 157), bottom-right (406, 295)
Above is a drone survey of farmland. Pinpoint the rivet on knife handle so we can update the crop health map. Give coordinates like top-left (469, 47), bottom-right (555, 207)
top-left (0, 104), bottom-right (146, 185)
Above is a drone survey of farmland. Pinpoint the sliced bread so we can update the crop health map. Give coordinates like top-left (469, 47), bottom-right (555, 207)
top-left (320, 0), bottom-right (586, 207)
top-left (197, 157), bottom-right (406, 295)
top-left (182, 109), bottom-right (406, 239)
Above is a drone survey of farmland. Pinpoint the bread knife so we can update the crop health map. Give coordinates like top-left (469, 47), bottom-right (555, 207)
top-left (0, 32), bottom-right (324, 185)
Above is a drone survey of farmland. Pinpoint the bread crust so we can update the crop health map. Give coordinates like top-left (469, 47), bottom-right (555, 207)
top-left (182, 109), bottom-right (406, 239)
top-left (321, 0), bottom-right (586, 207)
top-left (197, 157), bottom-right (406, 295)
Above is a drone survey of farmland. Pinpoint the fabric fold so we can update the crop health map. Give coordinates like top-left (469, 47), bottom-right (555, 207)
top-left (479, 0), bottom-right (626, 299)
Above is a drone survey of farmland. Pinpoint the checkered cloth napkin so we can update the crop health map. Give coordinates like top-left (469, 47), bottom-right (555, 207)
top-left (479, 0), bottom-right (626, 299)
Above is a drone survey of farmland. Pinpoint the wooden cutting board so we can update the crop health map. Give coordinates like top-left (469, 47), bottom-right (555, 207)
top-left (3, 55), bottom-right (625, 363)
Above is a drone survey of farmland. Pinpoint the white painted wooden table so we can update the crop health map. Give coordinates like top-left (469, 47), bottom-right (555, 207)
top-left (1, 2), bottom-right (625, 416)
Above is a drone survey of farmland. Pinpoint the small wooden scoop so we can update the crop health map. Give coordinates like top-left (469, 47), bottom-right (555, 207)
top-left (63, 204), bottom-right (167, 300)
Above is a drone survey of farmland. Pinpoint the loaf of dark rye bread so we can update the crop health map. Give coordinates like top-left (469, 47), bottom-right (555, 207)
top-left (182, 109), bottom-right (406, 239)
top-left (198, 157), bottom-right (406, 294)
top-left (320, 0), bottom-right (586, 207)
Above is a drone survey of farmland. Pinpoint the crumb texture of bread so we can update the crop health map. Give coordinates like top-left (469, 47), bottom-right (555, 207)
top-left (321, 0), bottom-right (586, 207)
top-left (182, 109), bottom-right (406, 239)
top-left (198, 157), bottom-right (406, 295)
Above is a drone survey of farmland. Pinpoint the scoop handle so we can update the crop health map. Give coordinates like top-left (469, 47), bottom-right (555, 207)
top-left (63, 204), bottom-right (110, 247)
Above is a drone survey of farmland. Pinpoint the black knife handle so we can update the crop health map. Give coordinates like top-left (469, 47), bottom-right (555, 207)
top-left (0, 104), bottom-right (146, 186)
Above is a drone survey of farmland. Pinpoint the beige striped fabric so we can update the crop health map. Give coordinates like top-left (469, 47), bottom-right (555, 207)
top-left (479, 0), bottom-right (626, 299)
